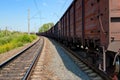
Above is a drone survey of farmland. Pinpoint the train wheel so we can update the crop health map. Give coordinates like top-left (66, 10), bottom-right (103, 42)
top-left (114, 56), bottom-right (120, 74)
top-left (111, 56), bottom-right (119, 80)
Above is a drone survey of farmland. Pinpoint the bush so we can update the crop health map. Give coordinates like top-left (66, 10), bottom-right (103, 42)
top-left (0, 43), bottom-right (15, 53)
top-left (0, 36), bottom-right (13, 45)
top-left (0, 33), bottom-right (37, 54)
top-left (17, 34), bottom-right (33, 43)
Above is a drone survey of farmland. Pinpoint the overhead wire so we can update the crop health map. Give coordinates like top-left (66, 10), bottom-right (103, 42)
top-left (34, 0), bottom-right (39, 10)
top-left (32, 0), bottom-right (45, 20)
top-left (53, 0), bottom-right (69, 22)
top-left (59, 0), bottom-right (69, 14)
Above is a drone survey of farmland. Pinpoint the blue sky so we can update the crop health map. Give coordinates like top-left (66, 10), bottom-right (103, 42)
top-left (0, 0), bottom-right (73, 32)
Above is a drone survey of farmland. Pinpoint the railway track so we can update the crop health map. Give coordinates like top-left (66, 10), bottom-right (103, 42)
top-left (61, 45), bottom-right (112, 80)
top-left (0, 37), bottom-right (44, 80)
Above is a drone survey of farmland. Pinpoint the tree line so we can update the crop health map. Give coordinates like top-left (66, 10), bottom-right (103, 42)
top-left (39, 23), bottom-right (54, 33)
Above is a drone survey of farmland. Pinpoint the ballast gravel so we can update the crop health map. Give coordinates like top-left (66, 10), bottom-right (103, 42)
top-left (33, 37), bottom-right (90, 80)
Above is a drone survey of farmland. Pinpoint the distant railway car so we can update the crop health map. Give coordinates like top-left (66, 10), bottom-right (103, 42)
top-left (47, 27), bottom-right (53, 38)
top-left (54, 22), bottom-right (58, 40)
top-left (42, 0), bottom-right (120, 78)
top-left (51, 26), bottom-right (54, 38)
top-left (59, 18), bottom-right (64, 42)
top-left (57, 22), bottom-right (60, 41)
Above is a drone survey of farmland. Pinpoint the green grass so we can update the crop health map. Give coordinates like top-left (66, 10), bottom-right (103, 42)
top-left (0, 31), bottom-right (37, 54)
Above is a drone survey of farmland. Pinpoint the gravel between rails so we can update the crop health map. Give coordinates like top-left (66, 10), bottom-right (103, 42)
top-left (31, 37), bottom-right (90, 80)
top-left (0, 37), bottom-right (43, 80)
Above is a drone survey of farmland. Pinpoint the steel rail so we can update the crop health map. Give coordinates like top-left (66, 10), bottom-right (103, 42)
top-left (64, 46), bottom-right (112, 80)
top-left (0, 38), bottom-right (40, 68)
top-left (49, 39), bottom-right (112, 80)
top-left (22, 37), bottom-right (44, 80)
top-left (56, 41), bottom-right (112, 80)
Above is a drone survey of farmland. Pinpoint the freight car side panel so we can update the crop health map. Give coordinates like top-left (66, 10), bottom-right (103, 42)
top-left (110, 0), bottom-right (120, 41)
top-left (60, 20), bottom-right (62, 39)
top-left (75, 0), bottom-right (82, 39)
top-left (110, 0), bottom-right (120, 17)
top-left (98, 0), bottom-right (109, 48)
top-left (66, 12), bottom-right (69, 39)
top-left (54, 23), bottom-right (58, 39)
top-left (58, 22), bottom-right (61, 40)
top-left (84, 0), bottom-right (99, 40)
top-left (84, 0), bottom-right (109, 48)
top-left (62, 18), bottom-right (64, 39)
top-left (62, 16), bottom-right (65, 39)
top-left (48, 27), bottom-right (52, 37)
top-left (70, 5), bottom-right (74, 38)
top-left (64, 15), bottom-right (67, 40)
top-left (51, 27), bottom-right (54, 38)
top-left (60, 19), bottom-right (63, 40)
top-left (65, 14), bottom-right (68, 40)
top-left (62, 16), bottom-right (65, 40)
top-left (60, 19), bottom-right (62, 39)
top-left (108, 0), bottom-right (120, 52)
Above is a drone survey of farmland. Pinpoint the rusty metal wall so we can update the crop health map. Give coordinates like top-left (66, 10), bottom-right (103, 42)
top-left (67, 11), bottom-right (71, 41)
top-left (70, 4), bottom-right (74, 38)
top-left (110, 0), bottom-right (120, 41)
top-left (75, 0), bottom-right (82, 39)
top-left (64, 14), bottom-right (67, 40)
top-left (83, 0), bottom-right (109, 48)
top-left (66, 12), bottom-right (69, 39)
top-left (84, 0), bottom-right (99, 39)
top-left (54, 22), bottom-right (58, 39)
top-left (59, 20), bottom-right (62, 40)
top-left (63, 15), bottom-right (66, 40)
top-left (99, 0), bottom-right (109, 48)
top-left (57, 22), bottom-right (61, 39)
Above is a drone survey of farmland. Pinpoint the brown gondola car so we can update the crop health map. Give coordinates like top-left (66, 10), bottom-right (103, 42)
top-left (54, 22), bottom-right (58, 40)
top-left (43, 0), bottom-right (120, 78)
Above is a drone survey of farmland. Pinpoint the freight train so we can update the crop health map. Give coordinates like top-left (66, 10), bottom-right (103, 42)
top-left (39, 0), bottom-right (120, 78)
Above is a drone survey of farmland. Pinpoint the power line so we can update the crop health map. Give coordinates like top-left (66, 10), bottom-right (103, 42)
top-left (33, 0), bottom-right (41, 18)
top-left (30, 11), bottom-right (41, 19)
top-left (34, 0), bottom-right (39, 10)
top-left (33, 0), bottom-right (44, 21)
top-left (53, 0), bottom-right (70, 22)
top-left (59, 0), bottom-right (68, 13)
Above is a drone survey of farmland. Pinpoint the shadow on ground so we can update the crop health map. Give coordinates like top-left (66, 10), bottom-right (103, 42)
top-left (49, 39), bottom-right (90, 80)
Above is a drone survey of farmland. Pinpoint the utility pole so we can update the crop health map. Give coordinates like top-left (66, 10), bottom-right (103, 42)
top-left (28, 9), bottom-right (30, 35)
